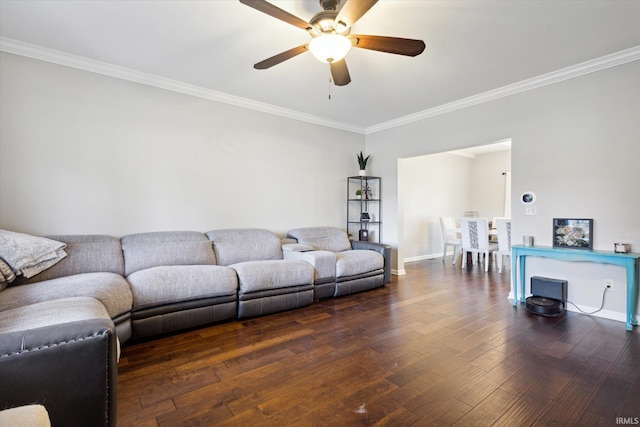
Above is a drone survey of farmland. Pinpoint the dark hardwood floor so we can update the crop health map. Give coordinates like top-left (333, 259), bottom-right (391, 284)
top-left (117, 258), bottom-right (639, 426)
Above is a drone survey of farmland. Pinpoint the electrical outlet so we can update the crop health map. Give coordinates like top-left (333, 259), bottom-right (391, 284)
top-left (605, 279), bottom-right (614, 292)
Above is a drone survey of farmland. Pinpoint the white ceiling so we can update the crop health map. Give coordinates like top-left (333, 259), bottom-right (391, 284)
top-left (1, 0), bottom-right (640, 133)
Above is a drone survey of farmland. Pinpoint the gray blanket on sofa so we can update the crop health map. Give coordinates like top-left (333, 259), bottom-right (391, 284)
top-left (0, 230), bottom-right (67, 288)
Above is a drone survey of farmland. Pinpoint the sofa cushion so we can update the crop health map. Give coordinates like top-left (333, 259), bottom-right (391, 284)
top-left (287, 226), bottom-right (352, 252)
top-left (0, 272), bottom-right (133, 318)
top-left (282, 243), bottom-right (315, 252)
top-left (231, 260), bottom-right (314, 294)
top-left (0, 296), bottom-right (110, 335)
top-left (206, 229), bottom-right (283, 266)
top-left (127, 265), bottom-right (238, 310)
top-left (121, 231), bottom-right (216, 276)
top-left (336, 250), bottom-right (384, 278)
top-left (26, 235), bottom-right (124, 283)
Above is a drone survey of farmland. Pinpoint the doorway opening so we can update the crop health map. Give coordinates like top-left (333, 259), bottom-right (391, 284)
top-left (398, 139), bottom-right (511, 264)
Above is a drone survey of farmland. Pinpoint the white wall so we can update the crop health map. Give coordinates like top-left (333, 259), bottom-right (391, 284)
top-left (399, 152), bottom-right (472, 261)
top-left (366, 59), bottom-right (640, 322)
top-left (0, 53), bottom-right (365, 237)
top-left (470, 150), bottom-right (511, 220)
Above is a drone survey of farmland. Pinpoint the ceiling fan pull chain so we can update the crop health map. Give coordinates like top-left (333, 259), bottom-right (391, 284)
top-left (328, 69), bottom-right (333, 100)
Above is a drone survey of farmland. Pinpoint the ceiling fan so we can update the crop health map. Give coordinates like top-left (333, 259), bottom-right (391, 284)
top-left (239, 0), bottom-right (426, 86)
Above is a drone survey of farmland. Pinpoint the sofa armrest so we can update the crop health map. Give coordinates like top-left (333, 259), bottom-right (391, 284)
top-left (282, 243), bottom-right (314, 252)
top-left (351, 241), bottom-right (392, 284)
top-left (0, 319), bottom-right (117, 427)
top-left (284, 250), bottom-right (336, 282)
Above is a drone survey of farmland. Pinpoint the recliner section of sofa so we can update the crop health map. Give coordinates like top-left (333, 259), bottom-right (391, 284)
top-left (205, 228), bottom-right (315, 318)
top-left (121, 231), bottom-right (238, 339)
top-left (286, 226), bottom-right (392, 297)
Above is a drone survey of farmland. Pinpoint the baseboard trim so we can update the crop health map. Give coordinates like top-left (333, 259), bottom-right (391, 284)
top-left (404, 252), bottom-right (458, 263)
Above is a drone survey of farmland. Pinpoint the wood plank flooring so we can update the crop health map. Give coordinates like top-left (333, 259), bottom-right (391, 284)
top-left (117, 258), bottom-right (639, 426)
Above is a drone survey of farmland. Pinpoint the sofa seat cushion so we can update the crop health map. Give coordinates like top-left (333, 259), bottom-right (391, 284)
top-left (231, 260), bottom-right (314, 294)
top-left (0, 272), bottom-right (132, 319)
top-left (336, 250), bottom-right (384, 278)
top-left (126, 265), bottom-right (238, 311)
top-left (0, 296), bottom-right (110, 334)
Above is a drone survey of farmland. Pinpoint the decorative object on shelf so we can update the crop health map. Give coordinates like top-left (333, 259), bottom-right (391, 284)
top-left (355, 189), bottom-right (362, 199)
top-left (359, 229), bottom-right (369, 242)
top-left (362, 183), bottom-right (372, 200)
top-left (614, 243), bottom-right (631, 253)
top-left (360, 212), bottom-right (371, 222)
top-left (357, 151), bottom-right (370, 176)
top-left (552, 218), bottom-right (593, 250)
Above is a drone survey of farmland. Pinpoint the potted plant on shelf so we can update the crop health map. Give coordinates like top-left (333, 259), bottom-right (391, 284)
top-left (355, 189), bottom-right (362, 199)
top-left (357, 151), bottom-right (370, 176)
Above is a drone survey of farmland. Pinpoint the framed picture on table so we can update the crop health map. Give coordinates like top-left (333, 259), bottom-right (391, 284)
top-left (552, 218), bottom-right (593, 250)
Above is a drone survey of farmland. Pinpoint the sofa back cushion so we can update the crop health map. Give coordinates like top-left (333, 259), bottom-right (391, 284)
top-left (121, 231), bottom-right (216, 276)
top-left (26, 235), bottom-right (124, 283)
top-left (205, 229), bottom-right (283, 266)
top-left (287, 227), bottom-right (352, 252)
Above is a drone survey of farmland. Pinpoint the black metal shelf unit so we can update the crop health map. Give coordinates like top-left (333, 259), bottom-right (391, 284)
top-left (347, 176), bottom-right (381, 242)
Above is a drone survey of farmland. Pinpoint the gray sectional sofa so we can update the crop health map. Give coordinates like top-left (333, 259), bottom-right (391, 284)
top-left (0, 227), bottom-right (390, 427)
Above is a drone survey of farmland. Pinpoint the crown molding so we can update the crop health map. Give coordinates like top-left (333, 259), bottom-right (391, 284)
top-left (2, 37), bottom-right (638, 136)
top-left (0, 37), bottom-right (365, 134)
top-left (365, 45), bottom-right (640, 135)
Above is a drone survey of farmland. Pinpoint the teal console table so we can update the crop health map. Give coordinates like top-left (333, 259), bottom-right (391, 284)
top-left (511, 244), bottom-right (640, 331)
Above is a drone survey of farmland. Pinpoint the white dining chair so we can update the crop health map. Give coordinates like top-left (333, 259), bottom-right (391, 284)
top-left (439, 216), bottom-right (461, 265)
top-left (495, 219), bottom-right (511, 273)
top-left (490, 217), bottom-right (507, 242)
top-left (459, 218), bottom-right (498, 272)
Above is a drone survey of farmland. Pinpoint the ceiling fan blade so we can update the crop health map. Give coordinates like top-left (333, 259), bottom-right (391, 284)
top-left (239, 0), bottom-right (311, 31)
top-left (350, 35), bottom-right (426, 57)
top-left (335, 0), bottom-right (378, 29)
top-left (254, 44), bottom-right (308, 69)
top-left (330, 59), bottom-right (351, 86)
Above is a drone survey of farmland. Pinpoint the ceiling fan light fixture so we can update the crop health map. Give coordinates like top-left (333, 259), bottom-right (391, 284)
top-left (309, 33), bottom-right (352, 63)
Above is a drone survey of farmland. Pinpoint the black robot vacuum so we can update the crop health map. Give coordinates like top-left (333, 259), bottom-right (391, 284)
top-left (525, 276), bottom-right (567, 317)
top-left (525, 296), bottom-right (565, 316)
